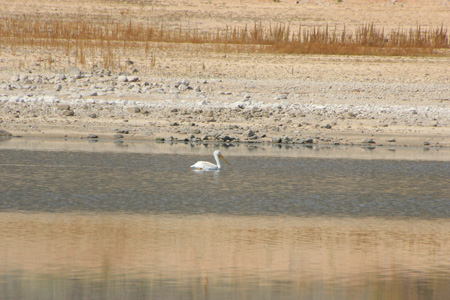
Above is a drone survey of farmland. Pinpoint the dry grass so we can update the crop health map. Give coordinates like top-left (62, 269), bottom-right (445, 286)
top-left (0, 15), bottom-right (448, 71)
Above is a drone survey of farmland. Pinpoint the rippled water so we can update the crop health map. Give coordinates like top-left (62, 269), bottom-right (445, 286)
top-left (1, 140), bottom-right (450, 299)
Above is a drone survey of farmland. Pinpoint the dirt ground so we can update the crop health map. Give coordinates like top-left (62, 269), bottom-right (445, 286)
top-left (0, 0), bottom-right (449, 147)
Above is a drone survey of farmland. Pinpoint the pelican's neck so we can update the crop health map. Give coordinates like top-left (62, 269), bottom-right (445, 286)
top-left (214, 152), bottom-right (221, 170)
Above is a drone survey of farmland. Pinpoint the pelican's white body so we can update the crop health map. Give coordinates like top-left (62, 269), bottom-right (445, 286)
top-left (190, 150), bottom-right (230, 170)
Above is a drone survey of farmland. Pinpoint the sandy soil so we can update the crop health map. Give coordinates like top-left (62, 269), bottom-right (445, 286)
top-left (0, 0), bottom-right (449, 148)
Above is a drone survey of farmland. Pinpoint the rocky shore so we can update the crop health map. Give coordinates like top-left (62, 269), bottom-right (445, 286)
top-left (1, 62), bottom-right (449, 148)
top-left (1, 0), bottom-right (449, 148)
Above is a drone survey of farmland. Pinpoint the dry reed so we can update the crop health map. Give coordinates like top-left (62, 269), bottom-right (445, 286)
top-left (0, 15), bottom-right (448, 71)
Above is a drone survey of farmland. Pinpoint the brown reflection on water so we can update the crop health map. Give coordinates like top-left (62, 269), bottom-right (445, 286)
top-left (2, 138), bottom-right (450, 161)
top-left (1, 212), bottom-right (450, 299)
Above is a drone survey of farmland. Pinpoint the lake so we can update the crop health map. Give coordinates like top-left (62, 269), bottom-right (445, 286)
top-left (1, 139), bottom-right (450, 299)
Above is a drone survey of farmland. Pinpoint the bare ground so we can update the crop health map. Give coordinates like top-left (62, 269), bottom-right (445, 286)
top-left (0, 0), bottom-right (449, 148)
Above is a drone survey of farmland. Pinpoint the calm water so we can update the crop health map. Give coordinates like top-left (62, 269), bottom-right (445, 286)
top-left (1, 140), bottom-right (450, 299)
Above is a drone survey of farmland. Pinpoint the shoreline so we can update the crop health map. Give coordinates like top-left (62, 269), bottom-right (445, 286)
top-left (3, 135), bottom-right (450, 161)
top-left (1, 67), bottom-right (449, 149)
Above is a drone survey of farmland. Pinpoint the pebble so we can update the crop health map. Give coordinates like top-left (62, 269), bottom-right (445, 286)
top-left (1, 69), bottom-right (449, 148)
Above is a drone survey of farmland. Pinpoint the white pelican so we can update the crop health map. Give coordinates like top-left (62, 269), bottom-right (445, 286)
top-left (190, 150), bottom-right (230, 171)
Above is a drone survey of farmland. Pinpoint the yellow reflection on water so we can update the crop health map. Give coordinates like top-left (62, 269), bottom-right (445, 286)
top-left (1, 212), bottom-right (450, 299)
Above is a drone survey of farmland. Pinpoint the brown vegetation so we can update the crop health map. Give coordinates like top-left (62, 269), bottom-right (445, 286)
top-left (0, 14), bottom-right (448, 71)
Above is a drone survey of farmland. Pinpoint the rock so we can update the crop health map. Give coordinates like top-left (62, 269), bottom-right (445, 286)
top-left (362, 138), bottom-right (376, 144)
top-left (83, 91), bottom-right (98, 97)
top-left (0, 129), bottom-right (12, 137)
top-left (274, 94), bottom-right (288, 100)
top-left (170, 122), bottom-right (180, 126)
top-left (221, 135), bottom-right (235, 142)
top-left (55, 84), bottom-right (62, 92)
top-left (272, 136), bottom-right (282, 143)
top-left (58, 104), bottom-right (71, 110)
top-left (298, 138), bottom-right (314, 144)
top-left (233, 102), bottom-right (246, 109)
top-left (68, 67), bottom-right (82, 79)
top-left (178, 84), bottom-right (188, 91)
top-left (126, 59), bottom-right (134, 65)
top-left (10, 74), bottom-right (19, 82)
top-left (88, 113), bottom-right (97, 118)
top-left (118, 76), bottom-right (128, 82)
top-left (114, 134), bottom-right (124, 139)
top-left (282, 136), bottom-right (292, 143)
top-left (87, 134), bottom-right (98, 139)
top-left (116, 129), bottom-right (129, 134)
top-left (62, 110), bottom-right (75, 116)
top-left (127, 107), bottom-right (141, 113)
top-left (423, 141), bottom-right (430, 146)
top-left (176, 79), bottom-right (190, 87)
top-left (155, 137), bottom-right (165, 142)
top-left (55, 74), bottom-right (66, 81)
top-left (127, 76), bottom-right (139, 82)
top-left (346, 112), bottom-right (357, 118)
top-left (387, 138), bottom-right (396, 142)
top-left (245, 129), bottom-right (256, 137)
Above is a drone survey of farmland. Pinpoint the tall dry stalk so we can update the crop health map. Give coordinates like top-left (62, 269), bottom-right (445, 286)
top-left (0, 14), bottom-right (448, 72)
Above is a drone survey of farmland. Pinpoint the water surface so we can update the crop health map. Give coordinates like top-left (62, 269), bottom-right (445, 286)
top-left (1, 140), bottom-right (449, 299)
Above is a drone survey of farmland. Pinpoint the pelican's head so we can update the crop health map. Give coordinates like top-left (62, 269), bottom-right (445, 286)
top-left (214, 150), bottom-right (230, 165)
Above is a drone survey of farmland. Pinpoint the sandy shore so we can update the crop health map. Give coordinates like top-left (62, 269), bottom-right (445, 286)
top-left (1, 0), bottom-right (449, 148)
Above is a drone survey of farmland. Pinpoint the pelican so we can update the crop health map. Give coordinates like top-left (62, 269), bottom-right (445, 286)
top-left (190, 150), bottom-right (230, 170)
